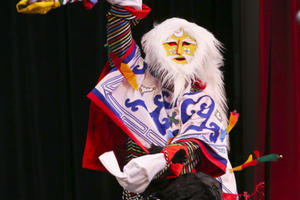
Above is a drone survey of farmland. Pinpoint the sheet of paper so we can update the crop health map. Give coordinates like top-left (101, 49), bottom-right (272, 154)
top-left (99, 151), bottom-right (126, 178)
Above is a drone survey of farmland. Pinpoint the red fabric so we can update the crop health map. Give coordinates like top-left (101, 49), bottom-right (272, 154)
top-left (87, 92), bottom-right (149, 153)
top-left (181, 138), bottom-right (226, 178)
top-left (82, 61), bottom-right (152, 171)
top-left (123, 4), bottom-right (151, 19)
top-left (242, 159), bottom-right (258, 169)
top-left (109, 52), bottom-right (122, 68)
top-left (82, 101), bottom-right (127, 171)
top-left (83, 0), bottom-right (96, 10)
top-left (223, 193), bottom-right (238, 200)
top-left (162, 144), bottom-right (188, 177)
top-left (258, 0), bottom-right (300, 199)
top-left (82, 64), bottom-right (127, 171)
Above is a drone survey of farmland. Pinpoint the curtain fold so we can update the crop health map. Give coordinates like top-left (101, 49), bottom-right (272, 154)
top-left (258, 0), bottom-right (300, 199)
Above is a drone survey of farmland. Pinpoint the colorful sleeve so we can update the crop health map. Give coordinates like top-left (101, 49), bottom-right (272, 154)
top-left (173, 139), bottom-right (226, 177)
top-left (106, 5), bottom-right (138, 58)
top-left (106, 4), bottom-right (151, 90)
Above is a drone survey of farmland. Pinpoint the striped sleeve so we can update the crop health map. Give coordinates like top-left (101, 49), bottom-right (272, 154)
top-left (173, 139), bottom-right (226, 177)
top-left (172, 140), bottom-right (202, 175)
top-left (107, 5), bottom-right (139, 59)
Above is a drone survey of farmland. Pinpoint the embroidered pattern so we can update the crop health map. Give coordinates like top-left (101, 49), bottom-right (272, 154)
top-left (167, 111), bottom-right (179, 127)
top-left (125, 94), bottom-right (170, 136)
top-left (139, 84), bottom-right (156, 96)
top-left (181, 95), bottom-right (220, 143)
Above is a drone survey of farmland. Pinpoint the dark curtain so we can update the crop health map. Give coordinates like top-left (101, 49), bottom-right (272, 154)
top-left (258, 0), bottom-right (300, 199)
top-left (1, 0), bottom-right (246, 200)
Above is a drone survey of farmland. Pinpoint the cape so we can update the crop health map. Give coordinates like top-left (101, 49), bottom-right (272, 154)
top-left (82, 44), bottom-right (229, 177)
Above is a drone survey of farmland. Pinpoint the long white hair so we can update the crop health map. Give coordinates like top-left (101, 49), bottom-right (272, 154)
top-left (141, 18), bottom-right (227, 119)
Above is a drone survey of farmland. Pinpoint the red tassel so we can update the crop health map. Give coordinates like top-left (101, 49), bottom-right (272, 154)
top-left (193, 79), bottom-right (206, 90)
top-left (238, 182), bottom-right (265, 200)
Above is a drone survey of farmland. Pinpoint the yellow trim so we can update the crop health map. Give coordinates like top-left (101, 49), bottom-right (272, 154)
top-left (229, 165), bottom-right (242, 172)
top-left (16, 0), bottom-right (61, 14)
top-left (229, 154), bottom-right (253, 172)
top-left (244, 154), bottom-right (253, 164)
top-left (120, 63), bottom-right (138, 90)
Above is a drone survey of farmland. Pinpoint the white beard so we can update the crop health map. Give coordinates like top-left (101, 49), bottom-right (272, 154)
top-left (156, 69), bottom-right (191, 106)
top-left (142, 17), bottom-right (228, 122)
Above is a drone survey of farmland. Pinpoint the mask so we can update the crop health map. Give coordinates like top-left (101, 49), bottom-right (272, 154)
top-left (163, 29), bottom-right (197, 64)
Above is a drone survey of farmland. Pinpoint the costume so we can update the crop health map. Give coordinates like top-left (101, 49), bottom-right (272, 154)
top-left (82, 0), bottom-right (238, 199)
top-left (15, 1), bottom-right (284, 198)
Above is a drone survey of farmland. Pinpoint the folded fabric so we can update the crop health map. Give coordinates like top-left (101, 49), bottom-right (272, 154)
top-left (16, 0), bottom-right (61, 14)
top-left (16, 0), bottom-right (97, 14)
top-left (99, 151), bottom-right (166, 193)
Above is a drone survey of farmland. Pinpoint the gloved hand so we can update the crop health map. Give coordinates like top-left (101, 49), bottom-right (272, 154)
top-left (106, 0), bottom-right (142, 10)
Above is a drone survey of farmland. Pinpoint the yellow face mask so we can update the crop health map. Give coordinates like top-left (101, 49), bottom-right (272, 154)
top-left (163, 29), bottom-right (197, 64)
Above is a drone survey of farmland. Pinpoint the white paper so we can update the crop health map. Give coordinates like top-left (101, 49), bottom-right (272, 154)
top-left (99, 151), bottom-right (167, 193)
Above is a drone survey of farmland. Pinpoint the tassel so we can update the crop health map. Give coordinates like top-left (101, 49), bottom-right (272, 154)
top-left (230, 151), bottom-right (282, 172)
top-left (227, 110), bottom-right (239, 133)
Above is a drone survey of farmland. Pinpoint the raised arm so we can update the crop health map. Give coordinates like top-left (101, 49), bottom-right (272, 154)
top-left (105, 0), bottom-right (151, 90)
top-left (106, 5), bottom-right (139, 59)
top-left (106, 0), bottom-right (150, 59)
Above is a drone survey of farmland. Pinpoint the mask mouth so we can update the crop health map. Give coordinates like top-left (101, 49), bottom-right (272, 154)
top-left (174, 56), bottom-right (187, 63)
top-left (174, 56), bottom-right (185, 60)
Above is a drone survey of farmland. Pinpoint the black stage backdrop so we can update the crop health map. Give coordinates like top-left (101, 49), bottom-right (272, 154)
top-left (1, 0), bottom-right (257, 199)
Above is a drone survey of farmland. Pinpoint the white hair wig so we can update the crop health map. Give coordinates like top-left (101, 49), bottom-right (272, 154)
top-left (141, 17), bottom-right (228, 120)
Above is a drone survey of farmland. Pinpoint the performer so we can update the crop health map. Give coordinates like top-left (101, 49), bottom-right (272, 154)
top-left (81, 0), bottom-right (238, 199)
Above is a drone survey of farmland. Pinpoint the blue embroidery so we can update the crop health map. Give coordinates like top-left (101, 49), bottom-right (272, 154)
top-left (150, 94), bottom-right (170, 136)
top-left (162, 90), bottom-right (172, 109)
top-left (181, 95), bottom-right (211, 124)
top-left (220, 129), bottom-right (228, 142)
top-left (181, 95), bottom-right (220, 143)
top-left (125, 94), bottom-right (170, 136)
top-left (132, 62), bottom-right (147, 74)
top-left (125, 99), bottom-right (147, 112)
top-left (172, 129), bottom-right (179, 136)
top-left (167, 130), bottom-right (173, 139)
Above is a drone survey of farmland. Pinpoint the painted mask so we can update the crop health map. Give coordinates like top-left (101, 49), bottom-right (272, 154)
top-left (163, 29), bottom-right (197, 64)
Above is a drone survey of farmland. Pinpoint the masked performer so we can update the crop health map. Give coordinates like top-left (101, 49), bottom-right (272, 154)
top-left (78, 0), bottom-right (238, 199)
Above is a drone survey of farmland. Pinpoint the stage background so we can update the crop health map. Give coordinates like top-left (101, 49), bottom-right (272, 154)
top-left (9, 0), bottom-right (300, 200)
top-left (257, 0), bottom-right (300, 200)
